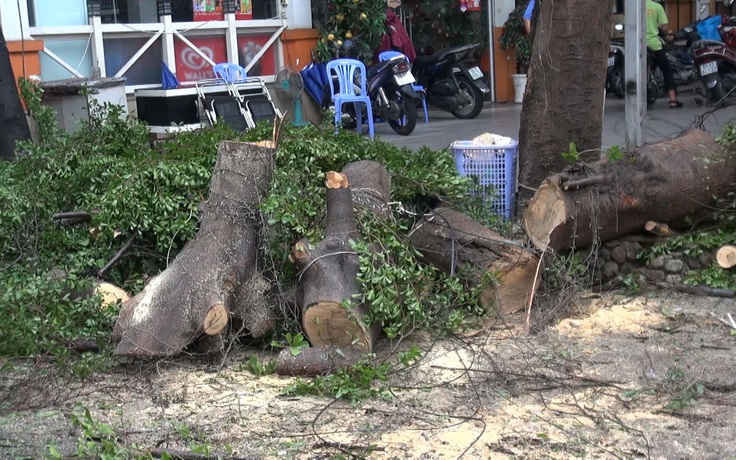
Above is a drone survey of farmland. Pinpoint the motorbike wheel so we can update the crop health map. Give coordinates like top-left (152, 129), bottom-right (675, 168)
top-left (647, 70), bottom-right (659, 105)
top-left (610, 65), bottom-right (625, 99)
top-left (386, 91), bottom-right (418, 136)
top-left (653, 67), bottom-right (666, 98)
top-left (450, 76), bottom-right (484, 119)
top-left (709, 82), bottom-right (727, 107)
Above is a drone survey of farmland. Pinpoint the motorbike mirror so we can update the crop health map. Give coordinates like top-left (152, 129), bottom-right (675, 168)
top-left (726, 0), bottom-right (733, 6)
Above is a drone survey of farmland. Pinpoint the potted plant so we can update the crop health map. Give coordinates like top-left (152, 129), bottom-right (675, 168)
top-left (499, 2), bottom-right (532, 103)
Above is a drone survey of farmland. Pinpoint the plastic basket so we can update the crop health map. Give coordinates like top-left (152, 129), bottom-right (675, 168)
top-left (452, 139), bottom-right (518, 220)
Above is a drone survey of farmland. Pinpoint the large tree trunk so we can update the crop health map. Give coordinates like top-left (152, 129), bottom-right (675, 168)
top-left (523, 129), bottom-right (736, 252)
top-left (518, 0), bottom-right (614, 189)
top-left (410, 207), bottom-right (540, 314)
top-left (289, 161), bottom-right (389, 353)
top-left (112, 141), bottom-right (275, 356)
top-left (0, 24), bottom-right (32, 161)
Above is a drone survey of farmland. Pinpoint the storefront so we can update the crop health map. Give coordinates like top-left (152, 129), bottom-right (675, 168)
top-left (1, 0), bottom-right (315, 93)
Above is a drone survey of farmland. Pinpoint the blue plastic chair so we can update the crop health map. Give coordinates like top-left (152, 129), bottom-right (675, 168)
top-left (213, 63), bottom-right (248, 83)
top-left (326, 58), bottom-right (374, 139)
top-left (378, 51), bottom-right (429, 123)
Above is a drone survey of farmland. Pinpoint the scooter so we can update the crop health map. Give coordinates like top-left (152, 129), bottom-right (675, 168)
top-left (366, 55), bottom-right (423, 135)
top-left (411, 43), bottom-right (490, 119)
top-left (608, 26), bottom-right (697, 102)
top-left (690, 38), bottom-right (736, 106)
top-left (606, 42), bottom-right (661, 104)
top-left (338, 54), bottom-right (423, 136)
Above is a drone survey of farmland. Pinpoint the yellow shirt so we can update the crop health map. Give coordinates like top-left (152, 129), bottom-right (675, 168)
top-left (646, 0), bottom-right (668, 51)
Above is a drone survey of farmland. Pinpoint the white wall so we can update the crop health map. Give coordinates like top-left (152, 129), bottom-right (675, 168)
top-left (286, 0), bottom-right (312, 28)
top-left (0, 0), bottom-right (31, 40)
top-left (494, 0), bottom-right (517, 28)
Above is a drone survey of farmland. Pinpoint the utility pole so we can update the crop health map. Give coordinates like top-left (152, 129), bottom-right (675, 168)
top-left (0, 23), bottom-right (32, 161)
top-left (624, 0), bottom-right (646, 148)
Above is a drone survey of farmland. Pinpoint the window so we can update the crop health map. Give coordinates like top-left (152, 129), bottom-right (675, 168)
top-left (29, 0), bottom-right (88, 27)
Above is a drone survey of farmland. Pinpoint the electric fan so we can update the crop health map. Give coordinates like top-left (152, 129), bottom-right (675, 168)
top-left (275, 66), bottom-right (307, 126)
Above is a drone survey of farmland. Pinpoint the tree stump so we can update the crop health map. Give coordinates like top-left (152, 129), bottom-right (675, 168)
top-left (410, 207), bottom-right (540, 314)
top-left (289, 161), bottom-right (390, 352)
top-left (112, 141), bottom-right (275, 357)
top-left (523, 129), bottom-right (736, 252)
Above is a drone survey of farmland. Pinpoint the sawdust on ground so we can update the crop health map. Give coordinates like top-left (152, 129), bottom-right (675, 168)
top-left (1, 290), bottom-right (735, 459)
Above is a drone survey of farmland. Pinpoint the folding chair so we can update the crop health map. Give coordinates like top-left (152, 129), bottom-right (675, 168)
top-left (326, 58), bottom-right (374, 139)
top-left (378, 50), bottom-right (429, 123)
top-left (196, 79), bottom-right (253, 131)
top-left (212, 63), bottom-right (281, 126)
top-left (231, 79), bottom-right (282, 125)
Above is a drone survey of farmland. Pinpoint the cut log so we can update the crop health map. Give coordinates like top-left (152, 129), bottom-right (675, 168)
top-left (275, 345), bottom-right (365, 376)
top-left (524, 129), bottom-right (736, 251)
top-left (289, 161), bottom-right (389, 353)
top-left (645, 221), bottom-right (675, 237)
top-left (716, 245), bottom-right (736, 269)
top-left (409, 207), bottom-right (541, 314)
top-left (112, 141), bottom-right (275, 357)
top-left (46, 268), bottom-right (130, 308)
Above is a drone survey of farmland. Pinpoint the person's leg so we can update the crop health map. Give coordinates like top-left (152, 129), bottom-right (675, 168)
top-left (654, 48), bottom-right (681, 107)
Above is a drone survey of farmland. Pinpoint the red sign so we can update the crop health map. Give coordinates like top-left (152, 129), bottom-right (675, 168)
top-left (174, 34), bottom-right (276, 82)
top-left (175, 35), bottom-right (227, 82)
top-left (238, 35), bottom-right (276, 76)
top-left (193, 0), bottom-right (253, 21)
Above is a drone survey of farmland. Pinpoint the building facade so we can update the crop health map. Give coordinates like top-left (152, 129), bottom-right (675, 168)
top-left (1, 0), bottom-right (316, 93)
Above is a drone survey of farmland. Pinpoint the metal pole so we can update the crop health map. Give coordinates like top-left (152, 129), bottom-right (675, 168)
top-left (624, 0), bottom-right (646, 148)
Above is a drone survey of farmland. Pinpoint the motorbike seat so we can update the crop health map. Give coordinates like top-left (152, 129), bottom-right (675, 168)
top-left (413, 43), bottom-right (479, 71)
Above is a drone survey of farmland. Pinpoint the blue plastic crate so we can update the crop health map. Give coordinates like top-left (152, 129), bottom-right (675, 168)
top-left (452, 139), bottom-right (518, 220)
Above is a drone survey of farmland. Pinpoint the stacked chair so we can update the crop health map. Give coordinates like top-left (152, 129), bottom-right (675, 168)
top-left (195, 63), bottom-right (280, 131)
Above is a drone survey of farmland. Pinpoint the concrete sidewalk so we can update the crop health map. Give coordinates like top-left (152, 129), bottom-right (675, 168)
top-left (373, 89), bottom-right (736, 152)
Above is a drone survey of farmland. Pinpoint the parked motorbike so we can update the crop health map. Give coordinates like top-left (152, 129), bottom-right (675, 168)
top-left (332, 42), bottom-right (423, 136)
top-left (411, 43), bottom-right (490, 119)
top-left (607, 39), bottom-right (626, 98)
top-left (366, 55), bottom-right (422, 135)
top-left (606, 42), bottom-right (661, 104)
top-left (690, 38), bottom-right (736, 105)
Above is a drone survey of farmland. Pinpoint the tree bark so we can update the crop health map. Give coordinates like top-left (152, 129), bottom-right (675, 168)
top-left (290, 160), bottom-right (390, 352)
top-left (0, 24), bottom-right (32, 161)
top-left (716, 245), bottom-right (736, 269)
top-left (523, 129), bottom-right (736, 252)
top-left (410, 207), bottom-right (540, 314)
top-left (112, 141), bottom-right (275, 356)
top-left (518, 0), bottom-right (614, 189)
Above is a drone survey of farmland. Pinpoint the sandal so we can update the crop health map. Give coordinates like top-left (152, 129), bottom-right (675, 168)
top-left (669, 100), bottom-right (684, 108)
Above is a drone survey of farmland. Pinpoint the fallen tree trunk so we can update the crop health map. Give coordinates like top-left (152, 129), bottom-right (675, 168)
top-left (112, 141), bottom-right (275, 357)
top-left (716, 245), bottom-right (736, 269)
top-left (409, 207), bottom-right (541, 314)
top-left (289, 161), bottom-right (389, 352)
top-left (524, 129), bottom-right (736, 252)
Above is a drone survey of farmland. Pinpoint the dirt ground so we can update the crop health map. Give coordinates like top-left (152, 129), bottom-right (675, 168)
top-left (1, 290), bottom-right (735, 460)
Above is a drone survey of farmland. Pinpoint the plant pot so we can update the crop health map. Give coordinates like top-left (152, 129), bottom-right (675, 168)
top-left (512, 74), bottom-right (527, 104)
